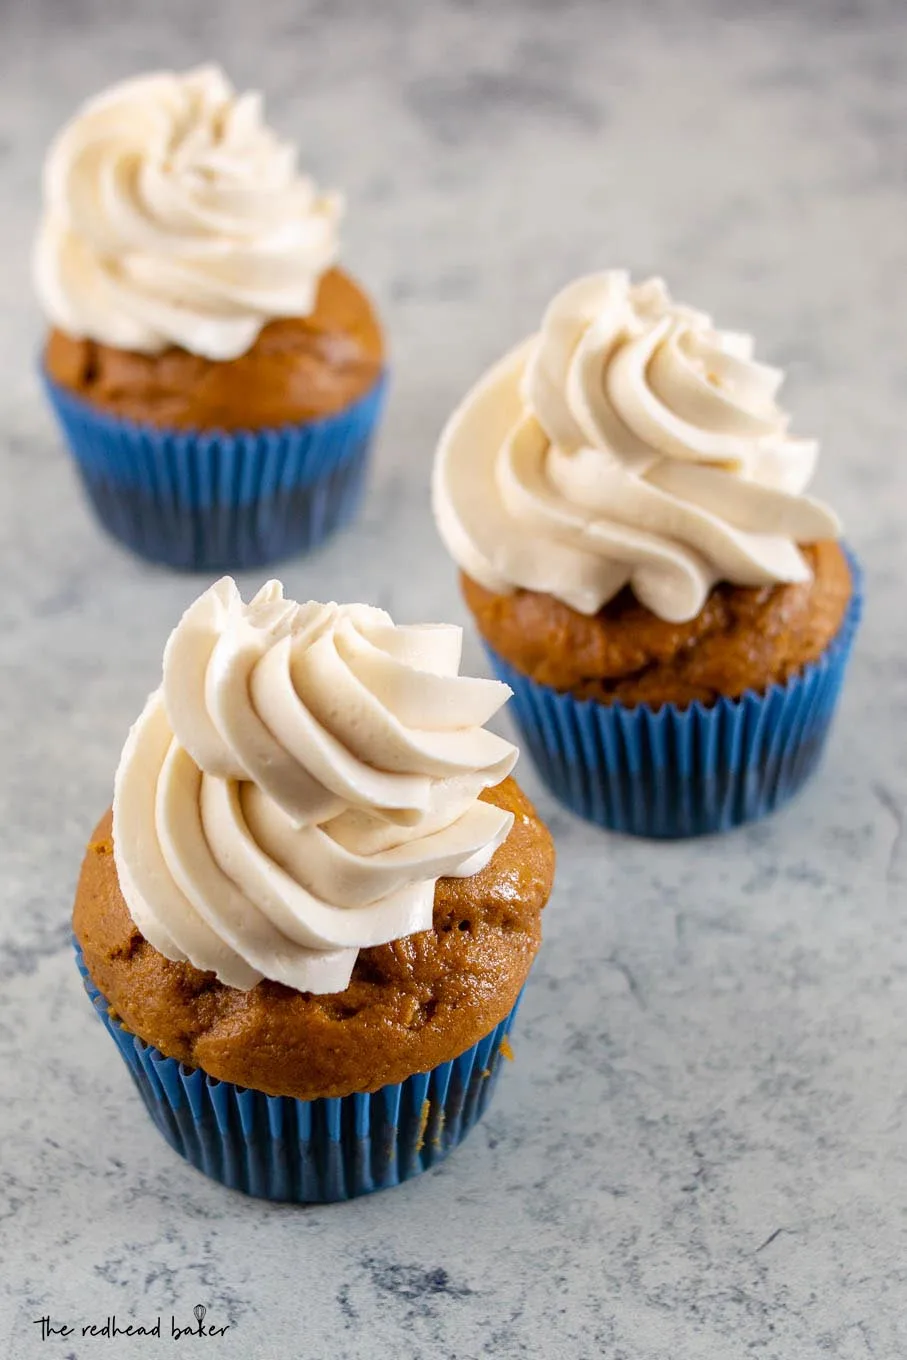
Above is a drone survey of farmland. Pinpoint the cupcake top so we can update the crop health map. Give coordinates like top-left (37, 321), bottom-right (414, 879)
top-left (113, 579), bottom-right (518, 995)
top-left (35, 66), bottom-right (341, 361)
top-left (433, 271), bottom-right (841, 624)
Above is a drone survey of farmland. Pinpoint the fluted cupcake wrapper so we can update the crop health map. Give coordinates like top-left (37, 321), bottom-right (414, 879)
top-left (75, 943), bottom-right (523, 1203)
top-left (42, 370), bottom-right (388, 572)
top-left (483, 550), bottom-right (863, 839)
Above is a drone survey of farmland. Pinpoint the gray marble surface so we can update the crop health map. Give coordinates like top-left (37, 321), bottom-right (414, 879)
top-left (2, 1), bottom-right (906, 1356)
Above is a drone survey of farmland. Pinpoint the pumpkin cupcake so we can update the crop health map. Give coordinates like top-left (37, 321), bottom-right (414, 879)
top-left (73, 579), bottom-right (554, 1201)
top-left (37, 66), bottom-right (386, 570)
top-left (433, 271), bottom-right (861, 837)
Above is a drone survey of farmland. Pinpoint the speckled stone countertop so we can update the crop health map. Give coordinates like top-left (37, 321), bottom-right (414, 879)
top-left (2, 2), bottom-right (906, 1357)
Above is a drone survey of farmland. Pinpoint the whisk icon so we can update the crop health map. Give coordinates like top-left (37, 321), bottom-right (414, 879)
top-left (194, 1305), bottom-right (206, 1326)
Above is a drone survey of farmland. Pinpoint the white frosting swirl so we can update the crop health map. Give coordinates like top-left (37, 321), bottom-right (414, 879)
top-left (433, 272), bottom-right (841, 623)
top-left (35, 66), bottom-right (341, 360)
top-left (113, 580), bottom-right (517, 994)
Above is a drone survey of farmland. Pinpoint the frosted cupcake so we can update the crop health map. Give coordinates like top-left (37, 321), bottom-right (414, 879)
top-left (37, 66), bottom-right (386, 570)
top-left (73, 580), bottom-right (554, 1201)
top-left (433, 272), bottom-right (861, 837)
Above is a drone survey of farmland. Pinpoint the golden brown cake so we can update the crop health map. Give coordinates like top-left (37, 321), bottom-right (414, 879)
top-left (74, 778), bottom-right (554, 1101)
top-left (44, 268), bottom-right (384, 431)
top-left (462, 541), bottom-right (853, 711)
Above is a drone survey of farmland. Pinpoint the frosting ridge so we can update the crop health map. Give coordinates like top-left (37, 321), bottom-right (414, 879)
top-left (36, 66), bottom-right (341, 360)
top-left (113, 580), bottom-right (517, 993)
top-left (433, 271), bottom-right (840, 623)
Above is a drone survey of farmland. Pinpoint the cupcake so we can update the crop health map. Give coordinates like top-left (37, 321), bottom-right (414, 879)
top-left (37, 66), bottom-right (386, 571)
top-left (433, 272), bottom-right (861, 837)
top-left (73, 579), bottom-right (554, 1201)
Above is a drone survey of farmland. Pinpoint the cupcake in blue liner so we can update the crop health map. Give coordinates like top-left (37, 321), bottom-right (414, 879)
top-left (477, 556), bottom-right (861, 838)
top-left (433, 270), bottom-right (861, 838)
top-left (72, 579), bottom-right (554, 1202)
top-left (75, 944), bottom-right (526, 1203)
top-left (35, 66), bottom-right (387, 571)
top-left (40, 366), bottom-right (387, 572)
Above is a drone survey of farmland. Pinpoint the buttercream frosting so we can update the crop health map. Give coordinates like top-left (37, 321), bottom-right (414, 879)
top-left (113, 580), bottom-right (517, 994)
top-left (36, 66), bottom-right (341, 360)
top-left (433, 271), bottom-right (841, 623)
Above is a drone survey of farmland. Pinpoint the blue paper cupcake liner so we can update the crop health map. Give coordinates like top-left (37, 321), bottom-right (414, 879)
top-left (483, 551), bottom-right (863, 839)
top-left (42, 370), bottom-right (388, 572)
top-left (74, 943), bottom-right (524, 1203)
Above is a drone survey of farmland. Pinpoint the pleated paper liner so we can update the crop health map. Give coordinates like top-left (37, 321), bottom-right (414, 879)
top-left (484, 550), bottom-right (862, 839)
top-left (75, 944), bottom-right (524, 1203)
top-left (42, 370), bottom-right (388, 572)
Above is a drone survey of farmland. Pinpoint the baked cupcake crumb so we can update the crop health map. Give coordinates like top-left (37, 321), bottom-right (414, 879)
top-left (463, 541), bottom-right (853, 710)
top-left (74, 778), bottom-right (554, 1101)
top-left (45, 268), bottom-right (383, 431)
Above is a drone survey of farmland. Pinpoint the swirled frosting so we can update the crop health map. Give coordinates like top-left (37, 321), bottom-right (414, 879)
top-left (433, 272), bottom-right (841, 623)
top-left (113, 580), bottom-right (517, 994)
top-left (35, 66), bottom-right (341, 360)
